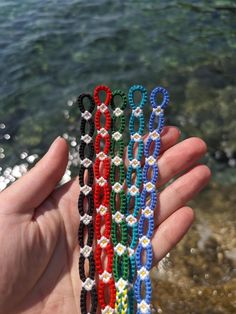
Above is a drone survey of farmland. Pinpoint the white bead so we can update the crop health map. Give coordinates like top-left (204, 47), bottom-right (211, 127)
top-left (139, 236), bottom-right (150, 248)
top-left (98, 128), bottom-right (108, 137)
top-left (144, 182), bottom-right (155, 192)
top-left (115, 278), bottom-right (128, 291)
top-left (97, 205), bottom-right (108, 215)
top-left (81, 110), bottom-right (92, 120)
top-left (81, 134), bottom-right (92, 144)
top-left (80, 245), bottom-right (92, 258)
top-left (112, 182), bottom-right (123, 193)
top-left (82, 278), bottom-right (95, 291)
top-left (149, 130), bottom-right (160, 141)
top-left (145, 156), bottom-right (156, 166)
top-left (128, 185), bottom-right (139, 196)
top-left (112, 156), bottom-right (122, 166)
top-left (138, 266), bottom-right (149, 280)
top-left (98, 236), bottom-right (109, 248)
top-left (114, 243), bottom-right (126, 256)
top-left (138, 300), bottom-right (150, 313)
top-left (80, 185), bottom-right (92, 195)
top-left (97, 176), bottom-right (107, 187)
top-left (80, 214), bottom-right (92, 225)
top-left (142, 206), bottom-right (152, 218)
top-left (114, 108), bottom-right (123, 117)
top-left (126, 214), bottom-right (137, 226)
top-left (101, 306), bottom-right (114, 314)
top-left (153, 106), bottom-right (163, 116)
top-left (98, 103), bottom-right (107, 113)
top-left (112, 131), bottom-right (122, 141)
top-left (130, 159), bottom-right (140, 168)
top-left (99, 271), bottom-right (112, 283)
top-left (131, 133), bottom-right (142, 142)
top-left (96, 152), bottom-right (107, 160)
top-left (112, 211), bottom-right (124, 223)
top-left (133, 106), bottom-right (142, 117)
top-left (81, 158), bottom-right (92, 168)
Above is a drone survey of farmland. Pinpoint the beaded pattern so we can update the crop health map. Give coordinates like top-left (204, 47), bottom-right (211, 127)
top-left (77, 93), bottom-right (97, 314)
top-left (93, 85), bottom-right (116, 313)
top-left (110, 90), bottom-right (129, 313)
top-left (126, 85), bottom-right (147, 313)
top-left (134, 87), bottom-right (169, 314)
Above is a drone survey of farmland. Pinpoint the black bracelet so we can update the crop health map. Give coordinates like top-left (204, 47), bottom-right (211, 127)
top-left (77, 93), bottom-right (97, 314)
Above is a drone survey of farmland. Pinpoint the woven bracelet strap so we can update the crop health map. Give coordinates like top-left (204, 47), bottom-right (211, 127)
top-left (126, 85), bottom-right (147, 314)
top-left (134, 87), bottom-right (169, 314)
top-left (93, 85), bottom-right (116, 313)
top-left (110, 90), bottom-right (129, 313)
top-left (77, 93), bottom-right (97, 314)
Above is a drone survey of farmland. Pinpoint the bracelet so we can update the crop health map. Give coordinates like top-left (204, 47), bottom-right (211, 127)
top-left (110, 90), bottom-right (129, 313)
top-left (134, 87), bottom-right (169, 314)
top-left (93, 85), bottom-right (116, 313)
top-left (126, 85), bottom-right (147, 313)
top-left (77, 93), bottom-right (97, 314)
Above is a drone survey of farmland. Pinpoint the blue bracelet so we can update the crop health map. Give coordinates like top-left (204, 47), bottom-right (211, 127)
top-left (126, 85), bottom-right (147, 314)
top-left (134, 87), bottom-right (169, 314)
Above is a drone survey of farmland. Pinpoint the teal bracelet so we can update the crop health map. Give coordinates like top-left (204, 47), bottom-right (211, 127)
top-left (126, 85), bottom-right (147, 313)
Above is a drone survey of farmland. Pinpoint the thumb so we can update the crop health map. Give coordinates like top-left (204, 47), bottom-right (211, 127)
top-left (0, 136), bottom-right (69, 216)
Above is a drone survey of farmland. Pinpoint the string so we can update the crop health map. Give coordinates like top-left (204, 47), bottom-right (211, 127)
top-left (94, 85), bottom-right (116, 313)
top-left (77, 93), bottom-right (97, 314)
top-left (126, 85), bottom-right (147, 313)
top-left (134, 87), bottom-right (169, 314)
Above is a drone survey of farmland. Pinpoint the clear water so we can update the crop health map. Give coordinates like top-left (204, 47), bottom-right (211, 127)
top-left (0, 0), bottom-right (235, 312)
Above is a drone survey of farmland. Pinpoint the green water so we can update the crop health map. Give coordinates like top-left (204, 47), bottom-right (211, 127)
top-left (0, 0), bottom-right (235, 313)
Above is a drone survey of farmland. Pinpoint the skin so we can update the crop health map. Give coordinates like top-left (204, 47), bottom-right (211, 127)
top-left (0, 126), bottom-right (211, 314)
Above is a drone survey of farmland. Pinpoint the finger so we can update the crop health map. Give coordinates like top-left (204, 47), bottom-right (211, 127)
top-left (35, 176), bottom-right (81, 249)
top-left (155, 164), bottom-right (211, 226)
top-left (158, 126), bottom-right (181, 154)
top-left (124, 126), bottom-right (181, 168)
top-left (53, 176), bottom-right (80, 205)
top-left (157, 137), bottom-right (207, 187)
top-left (0, 137), bottom-right (69, 215)
top-left (152, 206), bottom-right (195, 263)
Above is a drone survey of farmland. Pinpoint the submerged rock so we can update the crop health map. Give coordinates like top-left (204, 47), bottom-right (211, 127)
top-left (152, 184), bottom-right (236, 313)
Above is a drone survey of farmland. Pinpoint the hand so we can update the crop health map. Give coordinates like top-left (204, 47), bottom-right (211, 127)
top-left (0, 127), bottom-right (211, 314)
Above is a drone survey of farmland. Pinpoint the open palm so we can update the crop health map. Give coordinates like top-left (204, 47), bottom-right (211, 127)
top-left (0, 126), bottom-right (211, 314)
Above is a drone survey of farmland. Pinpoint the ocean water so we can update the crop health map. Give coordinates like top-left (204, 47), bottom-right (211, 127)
top-left (0, 0), bottom-right (235, 312)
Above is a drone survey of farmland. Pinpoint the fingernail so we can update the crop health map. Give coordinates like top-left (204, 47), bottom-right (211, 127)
top-left (48, 136), bottom-right (62, 152)
top-left (177, 127), bottom-right (181, 136)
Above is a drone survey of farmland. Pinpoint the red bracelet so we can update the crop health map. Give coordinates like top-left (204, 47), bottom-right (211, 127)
top-left (93, 85), bottom-right (116, 313)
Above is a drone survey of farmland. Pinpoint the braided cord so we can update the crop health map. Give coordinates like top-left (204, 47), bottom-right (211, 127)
top-left (110, 90), bottom-right (129, 313)
top-left (93, 85), bottom-right (116, 314)
top-left (134, 87), bottom-right (169, 314)
top-left (77, 93), bottom-right (97, 313)
top-left (126, 85), bottom-right (147, 314)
